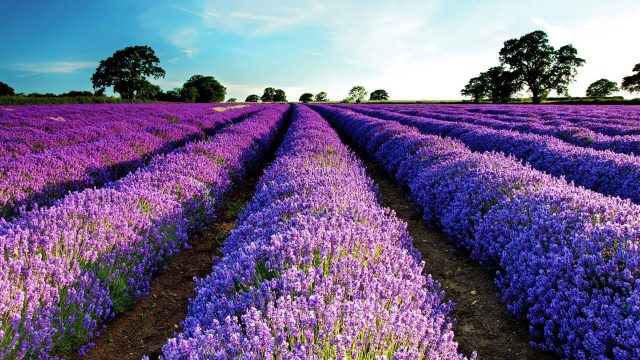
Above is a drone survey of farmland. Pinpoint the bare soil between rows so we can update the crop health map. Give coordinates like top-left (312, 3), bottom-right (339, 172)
top-left (75, 176), bottom-right (259, 360)
top-left (362, 158), bottom-right (558, 360)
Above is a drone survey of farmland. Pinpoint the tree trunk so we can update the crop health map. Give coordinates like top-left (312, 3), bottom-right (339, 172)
top-left (531, 90), bottom-right (541, 104)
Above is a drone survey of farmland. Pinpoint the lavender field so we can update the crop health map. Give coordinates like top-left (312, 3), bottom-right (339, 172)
top-left (1, 102), bottom-right (640, 359)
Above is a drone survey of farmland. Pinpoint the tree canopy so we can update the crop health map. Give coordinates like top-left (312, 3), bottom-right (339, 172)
top-left (0, 81), bottom-right (16, 96)
top-left (273, 89), bottom-right (287, 102)
top-left (261, 87), bottom-right (286, 102)
top-left (227, 98), bottom-right (237, 103)
top-left (621, 63), bottom-right (640, 94)
top-left (136, 80), bottom-right (161, 100)
top-left (299, 93), bottom-right (314, 103)
top-left (314, 91), bottom-right (328, 102)
top-left (156, 88), bottom-right (182, 102)
top-left (369, 89), bottom-right (389, 101)
top-left (461, 66), bottom-right (519, 103)
top-left (499, 30), bottom-right (585, 103)
top-left (261, 87), bottom-right (276, 102)
top-left (586, 79), bottom-right (619, 97)
top-left (460, 76), bottom-right (487, 103)
top-left (245, 94), bottom-right (260, 102)
top-left (91, 45), bottom-right (166, 99)
top-left (348, 86), bottom-right (367, 103)
top-left (181, 75), bottom-right (226, 103)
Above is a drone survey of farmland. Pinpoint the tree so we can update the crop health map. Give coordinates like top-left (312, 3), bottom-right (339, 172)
top-left (182, 75), bottom-right (226, 102)
top-left (245, 94), bottom-right (260, 102)
top-left (461, 76), bottom-right (487, 103)
top-left (227, 98), bottom-right (237, 103)
top-left (586, 79), bottom-right (619, 97)
top-left (261, 87), bottom-right (276, 102)
top-left (181, 86), bottom-right (199, 103)
top-left (0, 81), bottom-right (15, 96)
top-left (91, 45), bottom-right (166, 99)
top-left (299, 93), bottom-right (314, 103)
top-left (369, 89), bottom-right (389, 101)
top-left (273, 89), bottom-right (287, 102)
top-left (314, 91), bottom-right (328, 102)
top-left (156, 88), bottom-right (182, 102)
top-left (621, 63), bottom-right (640, 94)
top-left (348, 86), bottom-right (367, 103)
top-left (482, 66), bottom-right (520, 103)
top-left (136, 80), bottom-right (161, 100)
top-left (461, 66), bottom-right (519, 103)
top-left (60, 90), bottom-right (94, 97)
top-left (499, 30), bottom-right (585, 103)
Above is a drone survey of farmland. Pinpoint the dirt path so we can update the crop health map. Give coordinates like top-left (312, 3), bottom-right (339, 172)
top-left (362, 159), bottom-right (557, 360)
top-left (77, 177), bottom-right (259, 360)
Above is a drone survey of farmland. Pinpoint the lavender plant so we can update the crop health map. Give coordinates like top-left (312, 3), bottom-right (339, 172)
top-left (160, 105), bottom-right (472, 359)
top-left (314, 104), bottom-right (640, 359)
top-left (0, 106), bottom-right (288, 358)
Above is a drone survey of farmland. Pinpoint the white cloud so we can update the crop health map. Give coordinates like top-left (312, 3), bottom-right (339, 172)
top-left (168, 27), bottom-right (199, 58)
top-left (197, 0), bottom-right (324, 35)
top-left (7, 61), bottom-right (95, 75)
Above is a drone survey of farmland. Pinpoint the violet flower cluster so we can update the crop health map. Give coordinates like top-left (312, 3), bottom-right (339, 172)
top-left (386, 104), bottom-right (640, 156)
top-left (160, 105), bottom-right (471, 359)
top-left (385, 104), bottom-right (640, 136)
top-left (0, 104), bottom-right (239, 158)
top-left (0, 106), bottom-right (288, 359)
top-left (313, 105), bottom-right (640, 359)
top-left (0, 104), bottom-right (260, 217)
top-left (343, 105), bottom-right (640, 204)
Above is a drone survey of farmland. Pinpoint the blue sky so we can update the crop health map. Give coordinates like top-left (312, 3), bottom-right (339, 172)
top-left (1, 0), bottom-right (639, 100)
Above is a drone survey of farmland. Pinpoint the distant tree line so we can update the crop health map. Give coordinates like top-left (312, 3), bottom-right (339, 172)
top-left (3, 38), bottom-right (640, 104)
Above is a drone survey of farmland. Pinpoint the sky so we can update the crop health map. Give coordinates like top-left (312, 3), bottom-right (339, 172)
top-left (1, 0), bottom-right (639, 101)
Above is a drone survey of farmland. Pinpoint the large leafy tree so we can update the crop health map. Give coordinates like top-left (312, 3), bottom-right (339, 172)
top-left (621, 63), bottom-right (640, 94)
top-left (261, 87), bottom-right (276, 102)
top-left (91, 45), bottom-right (166, 99)
top-left (482, 66), bottom-right (520, 103)
top-left (273, 89), bottom-right (287, 102)
top-left (369, 89), bottom-right (389, 101)
top-left (245, 94), bottom-right (260, 102)
top-left (299, 93), bottom-right (313, 103)
top-left (136, 80), bottom-right (161, 100)
top-left (461, 76), bottom-right (487, 103)
top-left (348, 86), bottom-right (367, 103)
top-left (586, 79), bottom-right (619, 97)
top-left (182, 75), bottom-right (226, 103)
top-left (0, 81), bottom-right (15, 96)
top-left (181, 87), bottom-right (199, 103)
top-left (314, 91), bottom-right (328, 102)
top-left (461, 66), bottom-right (519, 103)
top-left (499, 30), bottom-right (585, 103)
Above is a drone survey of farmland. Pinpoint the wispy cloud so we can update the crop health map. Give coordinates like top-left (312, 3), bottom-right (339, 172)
top-left (168, 27), bottom-right (199, 58)
top-left (195, 0), bottom-right (325, 35)
top-left (7, 61), bottom-right (95, 75)
top-left (171, 4), bottom-right (219, 20)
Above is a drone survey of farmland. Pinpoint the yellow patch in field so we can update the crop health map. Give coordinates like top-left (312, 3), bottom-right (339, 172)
top-left (212, 105), bottom-right (248, 112)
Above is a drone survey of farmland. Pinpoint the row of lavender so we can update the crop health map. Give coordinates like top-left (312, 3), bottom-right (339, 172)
top-left (344, 105), bottom-right (640, 204)
top-left (382, 104), bottom-right (640, 156)
top-left (0, 106), bottom-right (288, 359)
top-left (0, 104), bottom-right (234, 158)
top-left (159, 105), bottom-right (470, 359)
top-left (314, 105), bottom-right (640, 359)
top-left (388, 104), bottom-right (640, 135)
top-left (0, 105), bottom-right (258, 218)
